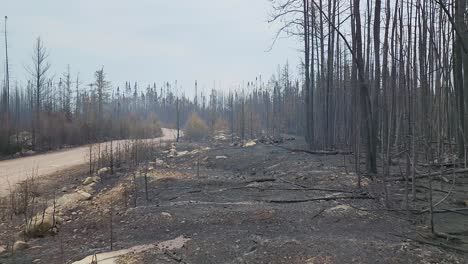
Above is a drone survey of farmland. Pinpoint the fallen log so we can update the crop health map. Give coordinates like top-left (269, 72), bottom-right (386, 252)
top-left (391, 233), bottom-right (468, 254)
top-left (418, 162), bottom-right (466, 168)
top-left (245, 178), bottom-right (276, 184)
top-left (432, 208), bottom-right (468, 216)
top-left (242, 178), bottom-right (358, 193)
top-left (389, 168), bottom-right (468, 181)
top-left (271, 145), bottom-right (353, 155)
top-left (164, 250), bottom-right (185, 263)
top-left (225, 186), bottom-right (356, 194)
top-left (262, 194), bottom-right (373, 204)
top-left (290, 149), bottom-right (353, 155)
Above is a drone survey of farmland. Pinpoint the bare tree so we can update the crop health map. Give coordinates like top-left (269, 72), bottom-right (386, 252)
top-left (94, 67), bottom-right (110, 139)
top-left (4, 16), bottom-right (11, 151)
top-left (27, 37), bottom-right (51, 149)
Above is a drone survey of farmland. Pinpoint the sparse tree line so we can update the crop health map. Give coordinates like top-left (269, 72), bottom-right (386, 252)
top-left (268, 0), bottom-right (468, 177)
top-left (0, 37), bottom-right (166, 155)
top-left (0, 32), bottom-right (304, 155)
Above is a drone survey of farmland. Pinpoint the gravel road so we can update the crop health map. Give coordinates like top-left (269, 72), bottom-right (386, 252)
top-left (0, 128), bottom-right (178, 196)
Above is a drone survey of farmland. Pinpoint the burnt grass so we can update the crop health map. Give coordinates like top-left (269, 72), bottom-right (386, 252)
top-left (1, 138), bottom-right (467, 263)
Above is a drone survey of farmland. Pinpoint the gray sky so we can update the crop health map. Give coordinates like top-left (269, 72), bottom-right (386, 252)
top-left (3, 0), bottom-right (300, 97)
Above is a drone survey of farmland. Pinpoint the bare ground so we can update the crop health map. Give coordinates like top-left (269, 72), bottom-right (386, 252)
top-left (0, 137), bottom-right (467, 263)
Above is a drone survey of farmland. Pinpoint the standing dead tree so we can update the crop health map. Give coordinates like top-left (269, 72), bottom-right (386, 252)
top-left (3, 16), bottom-right (11, 152)
top-left (269, 0), bottom-right (315, 149)
top-left (269, 0), bottom-right (377, 173)
top-left (27, 37), bottom-right (51, 149)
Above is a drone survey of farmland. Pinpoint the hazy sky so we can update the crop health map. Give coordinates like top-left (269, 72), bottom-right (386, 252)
top-left (2, 0), bottom-right (300, 96)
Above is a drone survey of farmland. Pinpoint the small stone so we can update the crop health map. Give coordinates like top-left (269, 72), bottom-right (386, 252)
top-left (76, 190), bottom-right (92, 201)
top-left (89, 176), bottom-right (101, 185)
top-left (13, 241), bottom-right (29, 252)
top-left (216, 156), bottom-right (228, 159)
top-left (97, 167), bottom-right (110, 176)
top-left (243, 141), bottom-right (257, 147)
top-left (178, 150), bottom-right (189, 156)
top-left (82, 177), bottom-right (94, 185)
top-left (161, 212), bottom-right (172, 218)
top-left (464, 199), bottom-right (468, 207)
top-left (32, 259), bottom-right (41, 263)
top-left (169, 149), bottom-right (177, 158)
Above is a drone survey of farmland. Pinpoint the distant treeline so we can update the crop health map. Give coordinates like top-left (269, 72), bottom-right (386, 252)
top-left (0, 38), bottom-right (303, 155)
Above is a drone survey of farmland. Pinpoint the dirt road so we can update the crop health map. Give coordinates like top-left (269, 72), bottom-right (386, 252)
top-left (0, 128), bottom-right (178, 196)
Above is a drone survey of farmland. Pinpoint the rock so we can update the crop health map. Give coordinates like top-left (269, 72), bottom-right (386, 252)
top-left (76, 190), bottom-right (92, 201)
top-left (214, 134), bottom-right (227, 141)
top-left (13, 241), bottom-right (29, 252)
top-left (0, 245), bottom-right (6, 254)
top-left (26, 213), bottom-right (59, 237)
top-left (82, 177), bottom-right (94, 185)
top-left (33, 259), bottom-right (41, 263)
top-left (97, 167), bottom-right (110, 176)
top-left (243, 141), bottom-right (257, 147)
top-left (216, 156), bottom-right (228, 159)
top-left (464, 199), bottom-right (468, 207)
top-left (156, 159), bottom-right (165, 166)
top-left (82, 176), bottom-right (100, 186)
top-left (178, 151), bottom-right (189, 156)
top-left (169, 149), bottom-right (177, 158)
top-left (82, 184), bottom-right (96, 194)
top-left (161, 212), bottom-right (172, 218)
top-left (61, 187), bottom-right (68, 193)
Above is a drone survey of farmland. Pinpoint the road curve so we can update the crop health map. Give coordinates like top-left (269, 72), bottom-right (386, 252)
top-left (0, 128), bottom-right (178, 196)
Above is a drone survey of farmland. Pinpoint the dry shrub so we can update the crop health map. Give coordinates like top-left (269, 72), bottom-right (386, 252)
top-left (214, 117), bottom-right (229, 133)
top-left (121, 113), bottom-right (163, 139)
top-left (185, 112), bottom-right (209, 140)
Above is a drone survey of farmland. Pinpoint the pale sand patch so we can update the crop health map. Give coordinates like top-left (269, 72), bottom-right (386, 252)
top-left (72, 235), bottom-right (191, 264)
